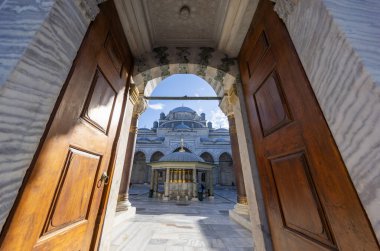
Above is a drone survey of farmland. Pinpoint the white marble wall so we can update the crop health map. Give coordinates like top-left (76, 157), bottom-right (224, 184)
top-left (0, 0), bottom-right (91, 232)
top-left (273, 0), bottom-right (380, 240)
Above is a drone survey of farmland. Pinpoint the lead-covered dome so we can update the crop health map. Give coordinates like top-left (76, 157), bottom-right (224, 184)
top-left (171, 106), bottom-right (195, 113)
top-left (158, 152), bottom-right (204, 162)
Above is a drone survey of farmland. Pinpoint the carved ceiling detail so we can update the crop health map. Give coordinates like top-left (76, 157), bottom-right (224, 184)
top-left (115, 0), bottom-right (258, 57)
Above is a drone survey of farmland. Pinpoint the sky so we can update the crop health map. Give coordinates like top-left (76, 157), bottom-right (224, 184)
top-left (138, 74), bottom-right (228, 129)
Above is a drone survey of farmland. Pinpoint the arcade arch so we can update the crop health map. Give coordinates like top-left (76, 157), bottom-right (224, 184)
top-left (218, 152), bottom-right (235, 186)
top-left (130, 151), bottom-right (148, 184)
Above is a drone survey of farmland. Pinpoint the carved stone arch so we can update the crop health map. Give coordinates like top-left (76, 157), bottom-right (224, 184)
top-left (132, 47), bottom-right (240, 97)
top-left (200, 152), bottom-right (215, 163)
top-left (131, 151), bottom-right (148, 184)
top-left (150, 151), bottom-right (165, 162)
top-left (218, 152), bottom-right (235, 186)
top-left (134, 148), bottom-right (148, 159)
top-left (216, 151), bottom-right (231, 162)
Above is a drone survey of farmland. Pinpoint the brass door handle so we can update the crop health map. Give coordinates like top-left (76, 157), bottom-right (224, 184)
top-left (100, 172), bottom-right (110, 185)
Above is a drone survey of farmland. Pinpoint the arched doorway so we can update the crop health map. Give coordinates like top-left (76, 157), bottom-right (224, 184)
top-left (219, 152), bottom-right (235, 186)
top-left (130, 151), bottom-right (147, 184)
top-left (200, 152), bottom-right (218, 185)
top-left (148, 151), bottom-right (165, 183)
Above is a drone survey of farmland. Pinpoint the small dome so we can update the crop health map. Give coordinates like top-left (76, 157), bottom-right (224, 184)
top-left (214, 128), bottom-right (228, 132)
top-left (171, 106), bottom-right (195, 113)
top-left (158, 152), bottom-right (204, 162)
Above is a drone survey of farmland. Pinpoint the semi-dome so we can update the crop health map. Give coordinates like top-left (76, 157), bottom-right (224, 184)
top-left (171, 106), bottom-right (195, 113)
top-left (158, 152), bottom-right (204, 162)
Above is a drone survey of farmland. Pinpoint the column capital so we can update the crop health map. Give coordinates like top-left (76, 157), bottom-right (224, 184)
top-left (130, 84), bottom-right (147, 117)
top-left (219, 84), bottom-right (238, 117)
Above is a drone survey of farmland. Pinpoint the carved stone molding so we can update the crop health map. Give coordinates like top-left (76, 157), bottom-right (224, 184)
top-left (75, 0), bottom-right (107, 21)
top-left (219, 84), bottom-right (238, 116)
top-left (133, 95), bottom-right (148, 117)
top-left (270, 0), bottom-right (299, 22)
top-left (129, 84), bottom-right (140, 105)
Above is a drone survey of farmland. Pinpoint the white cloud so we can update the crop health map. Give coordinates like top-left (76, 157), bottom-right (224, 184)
top-left (149, 103), bottom-right (165, 110)
top-left (210, 109), bottom-right (229, 129)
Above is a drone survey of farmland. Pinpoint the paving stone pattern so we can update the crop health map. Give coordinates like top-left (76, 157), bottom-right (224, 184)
top-left (110, 185), bottom-right (253, 251)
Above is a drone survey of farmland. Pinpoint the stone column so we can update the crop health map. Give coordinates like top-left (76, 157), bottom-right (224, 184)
top-left (149, 168), bottom-right (155, 191)
top-left (228, 114), bottom-right (248, 205)
top-left (164, 168), bottom-right (170, 200)
top-left (154, 170), bottom-right (158, 194)
top-left (117, 86), bottom-right (147, 212)
top-left (192, 169), bottom-right (197, 200)
top-left (220, 88), bottom-right (249, 215)
top-left (209, 170), bottom-right (214, 198)
top-left (205, 171), bottom-right (210, 196)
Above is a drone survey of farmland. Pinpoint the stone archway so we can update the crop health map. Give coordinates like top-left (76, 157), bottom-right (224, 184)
top-left (218, 152), bottom-right (235, 186)
top-left (132, 47), bottom-right (240, 97)
top-left (200, 152), bottom-right (218, 185)
top-left (130, 151), bottom-right (148, 184)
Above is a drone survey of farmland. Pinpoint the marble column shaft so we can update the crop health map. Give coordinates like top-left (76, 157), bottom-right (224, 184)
top-left (165, 168), bottom-right (170, 197)
top-left (192, 169), bottom-right (197, 197)
top-left (228, 115), bottom-right (248, 205)
top-left (117, 114), bottom-right (139, 210)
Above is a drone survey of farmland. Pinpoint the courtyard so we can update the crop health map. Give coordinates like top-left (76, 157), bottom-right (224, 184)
top-left (110, 185), bottom-right (253, 251)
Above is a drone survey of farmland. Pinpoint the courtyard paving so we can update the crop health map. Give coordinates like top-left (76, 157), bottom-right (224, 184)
top-left (110, 185), bottom-right (254, 251)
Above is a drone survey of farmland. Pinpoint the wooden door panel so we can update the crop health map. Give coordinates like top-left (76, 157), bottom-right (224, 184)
top-left (0, 2), bottom-right (132, 250)
top-left (247, 31), bottom-right (270, 77)
top-left (104, 33), bottom-right (124, 76)
top-left (82, 69), bottom-right (117, 134)
top-left (43, 148), bottom-right (101, 234)
top-left (254, 71), bottom-right (292, 136)
top-left (269, 152), bottom-right (334, 246)
top-left (239, 1), bottom-right (379, 250)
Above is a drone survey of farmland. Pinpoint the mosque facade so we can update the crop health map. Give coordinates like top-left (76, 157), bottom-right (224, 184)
top-left (131, 106), bottom-right (234, 186)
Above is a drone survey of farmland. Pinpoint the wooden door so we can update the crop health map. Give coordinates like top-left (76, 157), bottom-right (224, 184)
top-left (239, 1), bottom-right (379, 250)
top-left (0, 3), bottom-right (132, 250)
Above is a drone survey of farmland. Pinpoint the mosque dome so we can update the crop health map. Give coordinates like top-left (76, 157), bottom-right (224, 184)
top-left (158, 152), bottom-right (204, 162)
top-left (171, 106), bottom-right (195, 113)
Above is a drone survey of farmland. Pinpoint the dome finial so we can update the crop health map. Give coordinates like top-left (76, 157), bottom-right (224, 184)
top-left (179, 137), bottom-right (185, 152)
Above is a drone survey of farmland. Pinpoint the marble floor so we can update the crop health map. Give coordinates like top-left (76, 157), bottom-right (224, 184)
top-left (110, 185), bottom-right (254, 251)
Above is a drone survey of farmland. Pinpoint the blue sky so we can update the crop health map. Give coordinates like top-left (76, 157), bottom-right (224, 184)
top-left (138, 74), bottom-right (228, 129)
